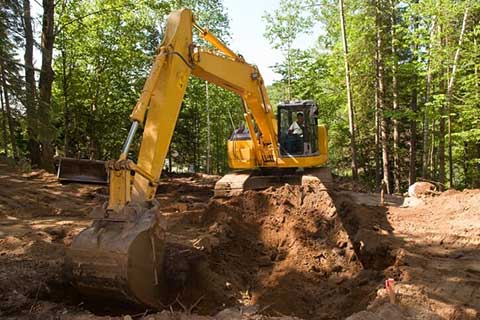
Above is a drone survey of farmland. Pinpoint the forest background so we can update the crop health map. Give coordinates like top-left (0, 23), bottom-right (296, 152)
top-left (0, 0), bottom-right (478, 192)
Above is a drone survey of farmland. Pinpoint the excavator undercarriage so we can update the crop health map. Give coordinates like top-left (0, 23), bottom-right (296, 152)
top-left (214, 167), bottom-right (332, 197)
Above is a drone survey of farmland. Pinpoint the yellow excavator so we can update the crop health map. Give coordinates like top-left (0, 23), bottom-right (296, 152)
top-left (66, 8), bottom-right (329, 309)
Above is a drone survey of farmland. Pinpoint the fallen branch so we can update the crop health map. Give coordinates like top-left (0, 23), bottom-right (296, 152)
top-left (188, 295), bottom-right (204, 314)
top-left (416, 177), bottom-right (446, 190)
top-left (29, 282), bottom-right (43, 313)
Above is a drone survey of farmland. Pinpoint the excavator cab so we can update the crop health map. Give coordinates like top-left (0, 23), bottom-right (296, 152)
top-left (226, 99), bottom-right (327, 171)
top-left (277, 100), bottom-right (319, 156)
top-left (217, 100), bottom-right (329, 196)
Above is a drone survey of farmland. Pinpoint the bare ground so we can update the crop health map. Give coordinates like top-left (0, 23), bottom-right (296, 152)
top-left (0, 162), bottom-right (478, 320)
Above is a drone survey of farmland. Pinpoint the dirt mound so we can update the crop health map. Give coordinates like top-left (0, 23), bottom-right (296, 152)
top-left (161, 182), bottom-right (393, 319)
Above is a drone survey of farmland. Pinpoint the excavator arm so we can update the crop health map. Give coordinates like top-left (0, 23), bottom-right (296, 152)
top-left (107, 9), bottom-right (279, 212)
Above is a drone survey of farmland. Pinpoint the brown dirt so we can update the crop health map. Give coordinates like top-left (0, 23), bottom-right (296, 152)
top-left (0, 161), bottom-right (479, 320)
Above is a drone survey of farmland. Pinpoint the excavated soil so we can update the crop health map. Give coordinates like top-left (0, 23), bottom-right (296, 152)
top-left (0, 161), bottom-right (479, 320)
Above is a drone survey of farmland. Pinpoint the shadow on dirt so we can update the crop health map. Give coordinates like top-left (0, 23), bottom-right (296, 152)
top-left (157, 182), bottom-right (402, 319)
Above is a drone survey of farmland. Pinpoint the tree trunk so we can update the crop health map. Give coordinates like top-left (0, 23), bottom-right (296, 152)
top-left (22, 0), bottom-right (41, 165)
top-left (438, 27), bottom-right (446, 189)
top-left (409, 90), bottom-right (418, 186)
top-left (430, 118), bottom-right (436, 178)
top-left (193, 104), bottom-right (198, 172)
top-left (463, 142), bottom-right (468, 187)
top-left (60, 37), bottom-right (70, 157)
top-left (446, 6), bottom-right (469, 188)
top-left (223, 124), bottom-right (227, 173)
top-left (376, 0), bottom-right (390, 193)
top-left (439, 104), bottom-right (446, 188)
top-left (339, 0), bottom-right (359, 180)
top-left (374, 32), bottom-right (381, 190)
top-left (89, 87), bottom-right (100, 159)
top-left (0, 87), bottom-right (8, 155)
top-left (474, 37), bottom-right (479, 188)
top-left (286, 44), bottom-right (292, 101)
top-left (205, 81), bottom-right (211, 174)
top-left (422, 19), bottom-right (436, 179)
top-left (168, 146), bottom-right (172, 173)
top-left (374, 79), bottom-right (381, 189)
top-left (38, 0), bottom-right (55, 171)
top-left (409, 5), bottom-right (419, 187)
top-left (422, 101), bottom-right (430, 178)
top-left (216, 120), bottom-right (220, 174)
top-left (0, 60), bottom-right (19, 159)
top-left (390, 0), bottom-right (400, 192)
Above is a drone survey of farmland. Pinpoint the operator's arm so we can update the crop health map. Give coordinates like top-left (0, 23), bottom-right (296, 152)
top-left (288, 122), bottom-right (296, 135)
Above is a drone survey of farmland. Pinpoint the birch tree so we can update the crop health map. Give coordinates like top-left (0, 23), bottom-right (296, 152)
top-left (339, 0), bottom-right (359, 180)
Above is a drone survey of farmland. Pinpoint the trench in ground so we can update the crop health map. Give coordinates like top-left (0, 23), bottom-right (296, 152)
top-left (41, 182), bottom-right (399, 319)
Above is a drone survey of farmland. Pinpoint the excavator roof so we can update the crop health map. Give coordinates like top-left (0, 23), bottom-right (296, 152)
top-left (278, 100), bottom-right (316, 108)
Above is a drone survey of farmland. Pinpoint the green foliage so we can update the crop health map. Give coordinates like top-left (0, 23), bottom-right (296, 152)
top-left (265, 0), bottom-right (480, 189)
top-left (0, 0), bottom-right (23, 158)
top-left (50, 0), bottom-right (240, 174)
top-left (53, 0), bottom-right (168, 158)
top-left (263, 0), bottom-right (315, 51)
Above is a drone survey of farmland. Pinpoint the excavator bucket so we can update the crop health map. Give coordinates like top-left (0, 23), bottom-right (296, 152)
top-left (55, 157), bottom-right (108, 184)
top-left (66, 203), bottom-right (167, 308)
top-left (214, 167), bottom-right (333, 197)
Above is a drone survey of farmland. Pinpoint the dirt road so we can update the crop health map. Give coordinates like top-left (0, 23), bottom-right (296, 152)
top-left (0, 162), bottom-right (478, 319)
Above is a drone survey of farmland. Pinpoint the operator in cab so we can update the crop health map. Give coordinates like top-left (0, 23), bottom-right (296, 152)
top-left (287, 112), bottom-right (305, 154)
